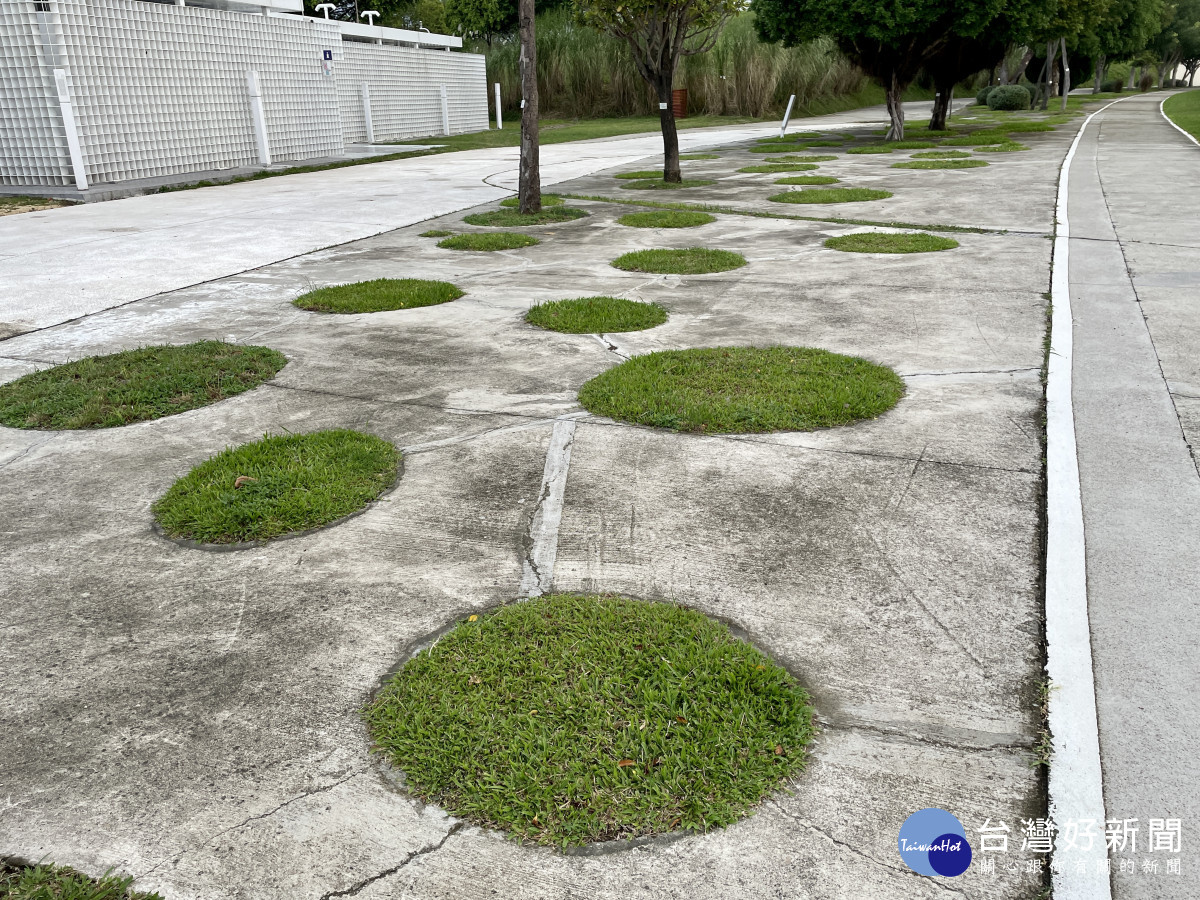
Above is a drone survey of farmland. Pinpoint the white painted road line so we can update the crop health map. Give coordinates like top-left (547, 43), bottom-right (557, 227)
top-left (518, 416), bottom-right (579, 598)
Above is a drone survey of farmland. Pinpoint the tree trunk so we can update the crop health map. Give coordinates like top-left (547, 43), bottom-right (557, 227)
top-left (656, 76), bottom-right (681, 183)
top-left (1189, 65), bottom-right (1197, 87)
top-left (1128, 65), bottom-right (1137, 90)
top-left (517, 0), bottom-right (540, 213)
top-left (1060, 38), bottom-right (1070, 111)
top-left (1041, 40), bottom-right (1058, 110)
top-left (885, 70), bottom-right (905, 140)
top-left (1093, 53), bottom-right (1105, 94)
top-left (929, 81), bottom-right (952, 130)
top-left (1016, 46), bottom-right (1036, 84)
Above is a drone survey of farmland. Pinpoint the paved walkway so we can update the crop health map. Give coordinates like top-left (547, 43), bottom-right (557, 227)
top-left (1066, 92), bottom-right (1200, 897)
top-left (0, 104), bottom-right (941, 339)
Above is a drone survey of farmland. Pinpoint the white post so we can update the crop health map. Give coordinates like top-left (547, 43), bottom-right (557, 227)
top-left (246, 69), bottom-right (271, 166)
top-left (360, 83), bottom-right (374, 143)
top-left (494, 82), bottom-right (502, 130)
top-left (779, 93), bottom-right (796, 138)
top-left (52, 69), bottom-right (87, 190)
top-left (440, 84), bottom-right (450, 136)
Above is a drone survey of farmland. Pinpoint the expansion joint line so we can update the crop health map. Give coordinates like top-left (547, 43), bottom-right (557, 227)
top-left (519, 415), bottom-right (581, 598)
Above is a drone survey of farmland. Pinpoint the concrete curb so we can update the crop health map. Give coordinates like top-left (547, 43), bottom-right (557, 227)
top-left (1045, 100), bottom-right (1126, 900)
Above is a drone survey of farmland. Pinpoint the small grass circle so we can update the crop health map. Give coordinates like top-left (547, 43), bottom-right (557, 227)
top-left (912, 150), bottom-right (971, 159)
top-left (438, 232), bottom-right (540, 251)
top-left (680, 153), bottom-right (720, 160)
top-left (526, 297), bottom-right (668, 333)
top-left (738, 163), bottom-right (819, 174)
top-left (152, 429), bottom-right (399, 544)
top-left (616, 210), bottom-right (715, 228)
top-left (768, 188), bottom-right (892, 204)
top-left (620, 179), bottom-right (716, 190)
top-left (462, 207), bottom-right (587, 227)
top-left (610, 248), bottom-right (746, 274)
top-left (614, 170), bottom-right (664, 180)
top-left (974, 142), bottom-right (1029, 152)
top-left (364, 594), bottom-right (815, 847)
top-left (500, 194), bottom-right (564, 208)
top-left (774, 175), bottom-right (839, 185)
top-left (578, 346), bottom-right (904, 433)
top-left (418, 229), bottom-right (454, 237)
top-left (824, 232), bottom-right (960, 253)
top-left (293, 278), bottom-right (463, 313)
top-left (846, 146), bottom-right (894, 154)
top-left (0, 342), bottom-right (286, 430)
top-left (892, 159), bottom-right (989, 170)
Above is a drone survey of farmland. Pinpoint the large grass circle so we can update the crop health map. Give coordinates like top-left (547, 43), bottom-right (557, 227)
top-left (738, 163), bottom-right (818, 174)
top-left (768, 188), bottom-right (892, 204)
top-left (774, 175), bottom-right (839, 185)
top-left (620, 179), bottom-right (715, 190)
top-left (891, 159), bottom-right (989, 170)
top-left (293, 278), bottom-right (463, 313)
top-left (526, 297), bottom-right (667, 333)
top-left (0, 342), bottom-right (286, 430)
top-left (578, 346), bottom-right (904, 433)
top-left (462, 207), bottom-right (587, 226)
top-left (438, 232), bottom-right (539, 251)
top-left (610, 248), bottom-right (745, 275)
top-left (364, 594), bottom-right (815, 847)
top-left (500, 194), bottom-right (564, 208)
top-left (153, 429), bottom-right (399, 544)
top-left (824, 232), bottom-right (960, 253)
top-left (617, 210), bottom-right (715, 228)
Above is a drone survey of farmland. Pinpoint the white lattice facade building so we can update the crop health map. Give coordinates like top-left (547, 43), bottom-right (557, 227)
top-left (0, 0), bottom-right (489, 190)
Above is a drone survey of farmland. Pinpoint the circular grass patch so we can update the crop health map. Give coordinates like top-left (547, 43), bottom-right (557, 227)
top-left (620, 179), bottom-right (716, 190)
top-left (500, 194), bottom-right (564, 208)
top-left (578, 346), bottom-right (904, 433)
top-left (891, 159), bottom-right (989, 170)
top-left (911, 150), bottom-right (971, 159)
top-left (0, 342), bottom-right (286, 430)
top-left (614, 170), bottom-right (664, 180)
top-left (438, 232), bottom-right (539, 251)
top-left (680, 153), bottom-right (720, 160)
top-left (610, 248), bottom-right (746, 275)
top-left (418, 229), bottom-right (454, 238)
top-left (768, 188), bottom-right (892, 204)
top-left (364, 593), bottom-right (815, 847)
top-left (616, 210), bottom-right (715, 228)
top-left (462, 207), bottom-right (587, 227)
top-left (153, 429), bottom-right (399, 544)
top-left (774, 175), bottom-right (839, 185)
top-left (824, 232), bottom-right (960, 253)
top-left (737, 163), bottom-right (818, 174)
top-left (293, 278), bottom-right (463, 313)
top-left (845, 146), bottom-right (894, 154)
top-left (526, 296), bottom-right (668, 333)
top-left (973, 142), bottom-right (1029, 152)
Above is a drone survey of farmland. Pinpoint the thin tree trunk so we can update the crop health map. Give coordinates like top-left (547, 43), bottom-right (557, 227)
top-left (1041, 40), bottom-right (1058, 110)
top-left (885, 70), bottom-right (905, 140)
top-left (657, 76), bottom-right (681, 183)
top-left (1093, 53), bottom-right (1105, 94)
top-left (517, 0), bottom-right (540, 213)
top-left (1190, 66), bottom-right (1197, 87)
top-left (1060, 38), bottom-right (1070, 111)
top-left (1128, 65), bottom-right (1137, 90)
top-left (929, 80), bottom-right (952, 130)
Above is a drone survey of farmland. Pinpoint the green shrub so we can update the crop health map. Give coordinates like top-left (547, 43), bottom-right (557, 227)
top-left (987, 85), bottom-right (1031, 111)
top-left (976, 86), bottom-right (995, 105)
top-left (1139, 72), bottom-right (1154, 92)
top-left (1101, 79), bottom-right (1124, 93)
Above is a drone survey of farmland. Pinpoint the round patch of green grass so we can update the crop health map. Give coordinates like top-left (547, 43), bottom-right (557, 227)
top-left (749, 144), bottom-right (807, 154)
top-left (912, 150), bottom-right (971, 159)
top-left (610, 248), bottom-right (746, 274)
top-left (680, 153), bottom-right (720, 160)
top-left (418, 229), bottom-right (453, 237)
top-left (824, 232), bottom-right (960, 253)
top-left (617, 210), bottom-right (716, 228)
top-left (883, 140), bottom-right (938, 149)
top-left (293, 278), bottom-right (463, 313)
top-left (891, 159), bottom-right (989, 170)
top-left (775, 154), bottom-right (837, 163)
top-left (578, 346), bottom-right (904, 433)
top-left (153, 429), bottom-right (399, 544)
top-left (462, 207), bottom-right (587, 226)
top-left (846, 146), bottom-right (894, 154)
top-left (0, 342), bottom-right (286, 430)
top-left (797, 140), bottom-right (843, 147)
top-left (737, 163), bottom-right (819, 174)
top-left (941, 130), bottom-right (1010, 146)
top-left (364, 593), bottom-right (815, 847)
top-left (974, 142), bottom-right (1030, 152)
top-left (774, 175), bottom-right (839, 185)
top-left (500, 194), bottom-right (564, 208)
top-left (438, 232), bottom-right (540, 251)
top-left (614, 170), bottom-right (665, 179)
top-left (525, 296), bottom-right (668, 333)
top-left (768, 188), bottom-right (892, 204)
top-left (620, 179), bottom-right (716, 190)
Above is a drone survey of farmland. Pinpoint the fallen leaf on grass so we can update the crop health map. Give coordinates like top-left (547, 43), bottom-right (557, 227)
top-left (233, 476), bottom-right (257, 488)
top-left (617, 759), bottom-right (635, 768)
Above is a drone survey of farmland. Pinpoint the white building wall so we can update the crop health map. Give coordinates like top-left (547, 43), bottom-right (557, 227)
top-left (0, 0), bottom-right (489, 188)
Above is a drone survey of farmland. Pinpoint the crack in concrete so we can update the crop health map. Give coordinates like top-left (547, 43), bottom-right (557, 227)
top-left (768, 801), bottom-right (967, 897)
top-left (0, 433), bottom-right (57, 471)
top-left (818, 714), bottom-right (1034, 754)
top-left (317, 823), bottom-right (463, 899)
top-left (591, 333), bottom-right (629, 360)
top-left (899, 367), bottom-right (1040, 377)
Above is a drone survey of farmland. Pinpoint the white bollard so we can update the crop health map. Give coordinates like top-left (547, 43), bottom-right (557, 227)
top-left (360, 83), bottom-right (374, 143)
top-left (53, 69), bottom-right (88, 190)
top-left (779, 93), bottom-right (796, 138)
top-left (246, 69), bottom-right (271, 166)
top-left (495, 82), bottom-right (502, 130)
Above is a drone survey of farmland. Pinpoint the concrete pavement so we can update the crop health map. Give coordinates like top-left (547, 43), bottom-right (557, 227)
top-left (1062, 92), bottom-right (1200, 898)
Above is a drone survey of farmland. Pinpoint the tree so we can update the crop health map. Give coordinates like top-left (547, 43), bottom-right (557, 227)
top-left (445, 0), bottom-right (517, 42)
top-left (518, 0), bottom-right (540, 212)
top-left (1080, 0), bottom-right (1163, 92)
top-left (754, 0), bottom-right (1030, 140)
top-left (925, 36), bottom-right (1007, 130)
top-left (1148, 0), bottom-right (1200, 85)
top-left (577, 0), bottom-right (743, 182)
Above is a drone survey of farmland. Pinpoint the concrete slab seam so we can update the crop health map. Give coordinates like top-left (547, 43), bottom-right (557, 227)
top-left (518, 415), bottom-right (580, 598)
top-left (1158, 95), bottom-right (1200, 147)
top-left (1045, 98), bottom-right (1125, 900)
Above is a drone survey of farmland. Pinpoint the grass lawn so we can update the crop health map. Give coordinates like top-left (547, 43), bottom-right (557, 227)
top-left (500, 194), bottom-right (564, 207)
top-left (578, 346), bottom-right (904, 433)
top-left (680, 153), bottom-right (720, 160)
top-left (525, 296), bottom-right (668, 333)
top-left (364, 594), bottom-right (815, 847)
top-left (774, 175), bottom-right (839, 185)
top-left (462, 207), bottom-right (587, 226)
top-left (616, 210), bottom-right (715, 228)
top-left (0, 195), bottom-right (69, 217)
top-left (892, 159), bottom-right (989, 169)
top-left (0, 342), bottom-right (286, 430)
top-left (153, 429), bottom-right (399, 544)
top-left (737, 163), bottom-right (819, 174)
top-left (912, 150), bottom-right (971, 159)
top-left (846, 146), bottom-right (894, 154)
top-left (293, 278), bottom-right (463, 313)
top-left (824, 232), bottom-right (960, 253)
top-left (610, 248), bottom-right (746, 274)
top-left (614, 170), bottom-right (665, 180)
top-left (973, 142), bottom-right (1029, 152)
top-left (1163, 90), bottom-right (1200, 139)
top-left (438, 232), bottom-right (539, 251)
top-left (620, 179), bottom-right (716, 190)
top-left (1, 861), bottom-right (161, 900)
top-left (769, 188), bottom-right (893, 204)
